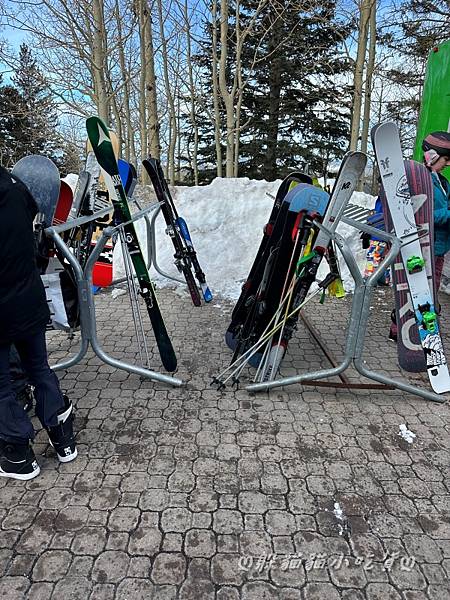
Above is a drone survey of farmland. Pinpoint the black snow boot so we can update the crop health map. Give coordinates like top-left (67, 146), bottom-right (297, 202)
top-left (46, 396), bottom-right (77, 463)
top-left (0, 440), bottom-right (40, 480)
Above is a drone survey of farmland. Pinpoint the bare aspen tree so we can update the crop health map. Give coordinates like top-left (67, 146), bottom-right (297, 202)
top-left (137, 0), bottom-right (149, 170)
top-left (92, 0), bottom-right (110, 122)
top-left (216, 0), bottom-right (269, 177)
top-left (183, 0), bottom-right (199, 184)
top-left (2, 0), bottom-right (115, 122)
top-left (143, 2), bottom-right (160, 159)
top-left (211, 0), bottom-right (223, 176)
top-left (349, 0), bottom-right (372, 151)
top-left (114, 0), bottom-right (137, 163)
top-left (156, 0), bottom-right (178, 184)
top-left (360, 0), bottom-right (376, 156)
top-left (135, 0), bottom-right (160, 183)
top-left (218, 0), bottom-right (237, 177)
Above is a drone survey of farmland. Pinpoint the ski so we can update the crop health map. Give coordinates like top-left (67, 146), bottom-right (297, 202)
top-left (128, 162), bottom-right (138, 198)
top-left (70, 170), bottom-right (90, 220)
top-left (175, 216), bottom-right (212, 302)
top-left (227, 182), bottom-right (329, 371)
top-left (372, 121), bottom-right (450, 393)
top-left (142, 157), bottom-right (211, 306)
top-left (86, 116), bottom-right (177, 372)
top-left (70, 152), bottom-right (102, 268)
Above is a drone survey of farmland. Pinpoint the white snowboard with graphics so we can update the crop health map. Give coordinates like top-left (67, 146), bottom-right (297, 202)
top-left (372, 121), bottom-right (450, 394)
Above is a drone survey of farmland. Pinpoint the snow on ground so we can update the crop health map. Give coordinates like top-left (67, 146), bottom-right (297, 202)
top-left (113, 177), bottom-right (376, 300)
top-left (333, 501), bottom-right (346, 536)
top-left (398, 423), bottom-right (416, 444)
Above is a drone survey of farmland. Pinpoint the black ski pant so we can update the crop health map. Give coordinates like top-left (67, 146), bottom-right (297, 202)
top-left (10, 344), bottom-right (29, 393)
top-left (0, 329), bottom-right (65, 443)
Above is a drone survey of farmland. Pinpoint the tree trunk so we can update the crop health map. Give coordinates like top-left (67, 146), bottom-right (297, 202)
top-left (144, 1), bottom-right (160, 159)
top-left (115, 0), bottom-right (136, 164)
top-left (371, 80), bottom-right (384, 195)
top-left (184, 0), bottom-right (199, 184)
top-left (156, 0), bottom-right (177, 184)
top-left (360, 0), bottom-right (376, 156)
top-left (358, 0), bottom-right (376, 191)
top-left (218, 0), bottom-right (238, 177)
top-left (137, 0), bottom-right (149, 180)
top-left (211, 1), bottom-right (223, 177)
top-left (349, 0), bottom-right (372, 151)
top-left (92, 0), bottom-right (109, 122)
top-left (263, 19), bottom-right (282, 180)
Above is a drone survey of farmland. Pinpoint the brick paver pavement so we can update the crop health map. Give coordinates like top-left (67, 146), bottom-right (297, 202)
top-left (1, 285), bottom-right (450, 599)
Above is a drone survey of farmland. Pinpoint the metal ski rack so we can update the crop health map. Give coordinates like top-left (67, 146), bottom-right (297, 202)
top-left (146, 203), bottom-right (185, 286)
top-left (247, 217), bottom-right (447, 403)
top-left (45, 206), bottom-right (183, 388)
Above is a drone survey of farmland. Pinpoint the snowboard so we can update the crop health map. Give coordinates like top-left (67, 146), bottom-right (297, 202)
top-left (227, 172), bottom-right (313, 338)
top-left (261, 151), bottom-right (367, 380)
top-left (70, 171), bottom-right (91, 219)
top-left (379, 160), bottom-right (436, 372)
top-left (53, 180), bottom-right (74, 224)
top-left (12, 155), bottom-right (60, 227)
top-left (118, 158), bottom-right (134, 195)
top-left (225, 183), bottom-right (329, 367)
top-left (86, 116), bottom-right (177, 372)
top-left (373, 121), bottom-right (450, 393)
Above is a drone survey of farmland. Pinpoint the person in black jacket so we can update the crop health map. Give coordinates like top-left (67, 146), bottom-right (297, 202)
top-left (0, 165), bottom-right (77, 480)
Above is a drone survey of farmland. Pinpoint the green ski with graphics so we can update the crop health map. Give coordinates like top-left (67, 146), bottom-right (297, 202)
top-left (86, 116), bottom-right (177, 372)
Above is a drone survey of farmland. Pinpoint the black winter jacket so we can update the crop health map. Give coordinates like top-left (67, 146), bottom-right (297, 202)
top-left (0, 166), bottom-right (50, 343)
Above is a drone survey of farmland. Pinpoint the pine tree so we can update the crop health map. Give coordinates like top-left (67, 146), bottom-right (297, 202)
top-left (12, 44), bottom-right (59, 157)
top-left (380, 0), bottom-right (449, 149)
top-left (0, 74), bottom-right (29, 167)
top-left (190, 1), bottom-right (352, 182)
top-left (237, 1), bottom-right (351, 180)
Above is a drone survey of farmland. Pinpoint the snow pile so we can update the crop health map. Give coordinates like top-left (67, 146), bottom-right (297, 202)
top-left (113, 177), bottom-right (376, 300)
top-left (398, 423), bottom-right (416, 444)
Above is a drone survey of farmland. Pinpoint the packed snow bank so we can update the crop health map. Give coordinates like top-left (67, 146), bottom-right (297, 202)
top-left (113, 177), bottom-right (376, 300)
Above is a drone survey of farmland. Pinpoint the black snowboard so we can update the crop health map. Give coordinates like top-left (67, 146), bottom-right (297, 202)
top-left (12, 155), bottom-right (61, 227)
top-left (226, 173), bottom-right (312, 345)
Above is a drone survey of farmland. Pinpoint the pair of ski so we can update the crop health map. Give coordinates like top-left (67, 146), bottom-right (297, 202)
top-left (114, 154), bottom-right (212, 307)
top-left (373, 122), bottom-right (450, 394)
top-left (86, 116), bottom-right (211, 372)
top-left (217, 151), bottom-right (367, 388)
top-left (142, 158), bottom-right (212, 306)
